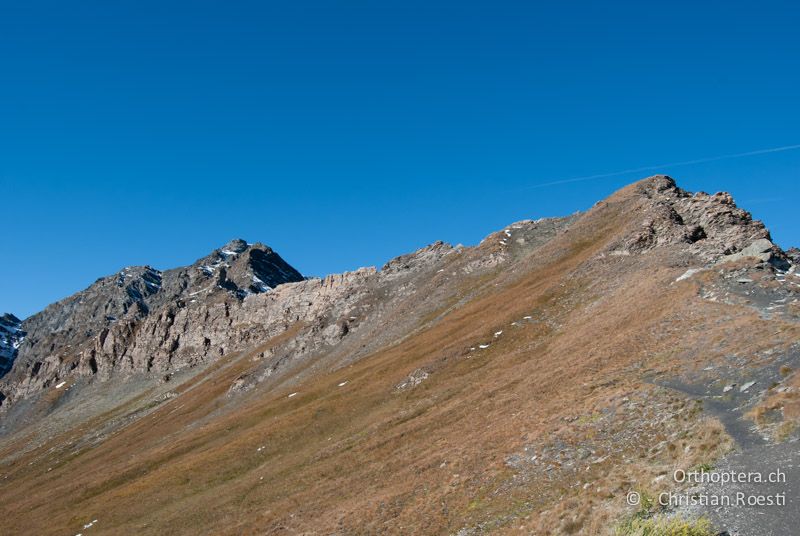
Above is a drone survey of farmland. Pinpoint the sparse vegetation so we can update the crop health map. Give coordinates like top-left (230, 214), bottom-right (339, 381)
top-left (615, 515), bottom-right (715, 536)
top-left (1, 179), bottom-right (798, 534)
top-left (775, 421), bottom-right (798, 442)
top-left (746, 368), bottom-right (800, 441)
top-left (691, 462), bottom-right (714, 473)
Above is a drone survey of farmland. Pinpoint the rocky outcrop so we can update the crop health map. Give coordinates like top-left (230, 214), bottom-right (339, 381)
top-left (382, 241), bottom-right (454, 277)
top-left (174, 238), bottom-right (304, 299)
top-left (0, 314), bottom-right (24, 379)
top-left (721, 237), bottom-right (791, 270)
top-left (0, 240), bottom-right (304, 407)
top-left (612, 176), bottom-right (789, 267)
top-left (786, 247), bottom-right (800, 265)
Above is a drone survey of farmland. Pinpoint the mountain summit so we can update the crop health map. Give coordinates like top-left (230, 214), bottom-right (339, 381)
top-left (0, 177), bottom-right (797, 535)
top-left (0, 240), bottom-right (303, 394)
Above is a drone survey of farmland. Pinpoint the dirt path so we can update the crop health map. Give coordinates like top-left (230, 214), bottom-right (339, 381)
top-left (660, 345), bottom-right (800, 535)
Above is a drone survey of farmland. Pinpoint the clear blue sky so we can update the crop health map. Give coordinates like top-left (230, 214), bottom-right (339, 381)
top-left (1, 1), bottom-right (798, 318)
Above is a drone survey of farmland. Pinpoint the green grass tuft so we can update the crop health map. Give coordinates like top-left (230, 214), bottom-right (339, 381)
top-left (615, 516), bottom-right (715, 536)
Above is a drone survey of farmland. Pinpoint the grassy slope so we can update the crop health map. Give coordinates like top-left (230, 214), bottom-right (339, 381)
top-left (1, 186), bottom-right (797, 535)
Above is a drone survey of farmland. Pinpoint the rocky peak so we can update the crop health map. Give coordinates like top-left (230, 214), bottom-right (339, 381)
top-left (0, 240), bottom-right (304, 404)
top-left (220, 238), bottom-right (249, 255)
top-left (185, 239), bottom-right (304, 298)
top-left (19, 265), bottom-right (164, 354)
top-left (610, 175), bottom-right (787, 267)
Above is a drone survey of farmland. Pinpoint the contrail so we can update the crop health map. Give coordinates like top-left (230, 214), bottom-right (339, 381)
top-left (519, 143), bottom-right (800, 190)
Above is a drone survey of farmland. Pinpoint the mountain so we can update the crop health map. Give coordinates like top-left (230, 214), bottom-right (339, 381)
top-left (0, 240), bottom-right (303, 402)
top-left (0, 176), bottom-right (798, 535)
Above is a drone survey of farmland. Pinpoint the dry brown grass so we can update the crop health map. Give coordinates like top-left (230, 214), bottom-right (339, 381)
top-left (747, 370), bottom-right (800, 441)
top-left (0, 184), bottom-right (796, 535)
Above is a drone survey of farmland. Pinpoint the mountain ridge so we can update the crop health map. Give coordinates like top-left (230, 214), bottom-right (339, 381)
top-left (0, 176), bottom-right (798, 535)
top-left (1, 176), bottom-right (794, 412)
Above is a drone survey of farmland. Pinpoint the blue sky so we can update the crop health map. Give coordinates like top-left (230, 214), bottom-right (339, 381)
top-left (1, 1), bottom-right (798, 318)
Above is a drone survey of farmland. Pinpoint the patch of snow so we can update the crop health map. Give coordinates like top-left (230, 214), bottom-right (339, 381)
top-left (739, 381), bottom-right (756, 392)
top-left (288, 392), bottom-right (298, 398)
top-left (676, 268), bottom-right (703, 282)
top-left (338, 381), bottom-right (348, 387)
top-left (188, 285), bottom-right (214, 297)
top-left (494, 331), bottom-right (503, 337)
top-left (55, 381), bottom-right (66, 389)
top-left (478, 344), bottom-right (490, 349)
top-left (251, 274), bottom-right (272, 293)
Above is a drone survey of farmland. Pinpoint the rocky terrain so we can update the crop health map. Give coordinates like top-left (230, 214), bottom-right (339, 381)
top-left (0, 239), bottom-right (303, 407)
top-left (0, 314), bottom-right (24, 380)
top-left (0, 176), bottom-right (797, 535)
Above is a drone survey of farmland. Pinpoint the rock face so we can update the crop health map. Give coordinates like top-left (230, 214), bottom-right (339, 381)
top-left (179, 238), bottom-right (304, 298)
top-left (0, 314), bottom-right (24, 379)
top-left (610, 176), bottom-right (778, 262)
top-left (0, 240), bottom-right (303, 406)
top-left (786, 247), bottom-right (800, 265)
top-left (721, 237), bottom-right (790, 269)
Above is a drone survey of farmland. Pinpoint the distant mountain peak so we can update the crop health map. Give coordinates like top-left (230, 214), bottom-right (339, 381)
top-left (219, 238), bottom-right (250, 256)
top-left (193, 240), bottom-right (301, 297)
top-left (0, 240), bottom-right (304, 391)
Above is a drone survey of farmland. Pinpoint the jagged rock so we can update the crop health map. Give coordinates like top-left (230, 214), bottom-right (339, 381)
top-left (721, 238), bottom-right (789, 269)
top-left (785, 247), bottom-right (799, 265)
top-left (611, 176), bottom-right (783, 265)
top-left (396, 368), bottom-right (429, 391)
top-left (382, 241), bottom-right (454, 276)
top-left (0, 240), bottom-right (304, 406)
top-left (0, 314), bottom-right (25, 378)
